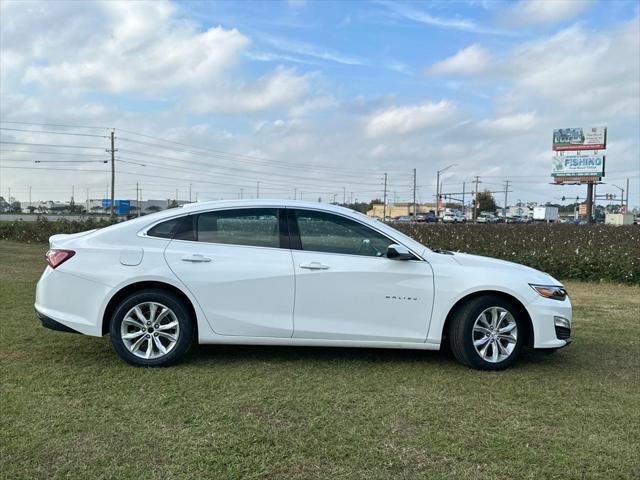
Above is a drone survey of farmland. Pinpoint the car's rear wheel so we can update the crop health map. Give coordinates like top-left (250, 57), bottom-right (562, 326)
top-left (110, 289), bottom-right (194, 367)
top-left (448, 295), bottom-right (525, 370)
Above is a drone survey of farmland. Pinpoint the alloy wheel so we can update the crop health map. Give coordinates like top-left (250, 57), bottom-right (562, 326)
top-left (472, 306), bottom-right (518, 363)
top-left (120, 302), bottom-right (180, 359)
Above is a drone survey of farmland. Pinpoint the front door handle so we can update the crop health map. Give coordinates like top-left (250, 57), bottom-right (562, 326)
top-left (181, 254), bottom-right (212, 263)
top-left (300, 262), bottom-right (330, 270)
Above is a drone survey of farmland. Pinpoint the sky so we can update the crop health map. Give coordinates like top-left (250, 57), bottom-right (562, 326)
top-left (1, 0), bottom-right (639, 208)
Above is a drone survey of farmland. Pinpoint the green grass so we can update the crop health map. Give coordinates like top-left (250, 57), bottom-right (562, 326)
top-left (1, 240), bottom-right (638, 479)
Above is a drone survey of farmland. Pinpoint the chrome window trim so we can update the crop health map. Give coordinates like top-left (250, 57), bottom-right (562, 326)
top-left (137, 204), bottom-right (425, 261)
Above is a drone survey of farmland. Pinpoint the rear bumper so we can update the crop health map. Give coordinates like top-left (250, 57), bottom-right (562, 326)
top-left (35, 267), bottom-right (110, 337)
top-left (36, 309), bottom-right (81, 334)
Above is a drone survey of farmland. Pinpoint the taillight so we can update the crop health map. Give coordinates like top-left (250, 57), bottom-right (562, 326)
top-left (46, 249), bottom-right (75, 269)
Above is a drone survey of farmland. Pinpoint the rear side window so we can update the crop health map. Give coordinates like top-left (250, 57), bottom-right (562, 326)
top-left (147, 217), bottom-right (182, 239)
top-left (195, 208), bottom-right (279, 248)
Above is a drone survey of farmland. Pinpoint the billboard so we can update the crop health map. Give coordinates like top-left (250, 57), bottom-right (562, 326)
top-left (552, 126), bottom-right (606, 151)
top-left (552, 153), bottom-right (605, 177)
top-left (101, 199), bottom-right (131, 215)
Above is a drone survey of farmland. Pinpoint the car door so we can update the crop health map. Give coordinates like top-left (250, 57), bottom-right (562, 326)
top-left (163, 207), bottom-right (295, 337)
top-left (288, 208), bottom-right (434, 342)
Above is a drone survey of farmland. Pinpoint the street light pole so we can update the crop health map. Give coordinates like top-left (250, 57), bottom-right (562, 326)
top-left (436, 164), bottom-right (457, 218)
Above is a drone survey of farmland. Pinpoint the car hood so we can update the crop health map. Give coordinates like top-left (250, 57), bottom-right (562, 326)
top-left (450, 252), bottom-right (560, 285)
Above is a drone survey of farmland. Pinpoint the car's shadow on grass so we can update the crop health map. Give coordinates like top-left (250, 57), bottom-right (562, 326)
top-left (40, 332), bottom-right (571, 372)
top-left (186, 343), bottom-right (457, 366)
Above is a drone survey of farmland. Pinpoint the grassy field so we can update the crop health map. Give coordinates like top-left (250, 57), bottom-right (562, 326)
top-left (1, 240), bottom-right (638, 479)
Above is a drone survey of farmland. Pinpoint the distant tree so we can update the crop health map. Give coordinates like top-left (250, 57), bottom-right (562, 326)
top-left (10, 201), bottom-right (22, 213)
top-left (476, 190), bottom-right (497, 214)
top-left (146, 205), bottom-right (162, 213)
top-left (167, 200), bottom-right (179, 209)
top-left (343, 201), bottom-right (370, 214)
top-left (27, 206), bottom-right (37, 214)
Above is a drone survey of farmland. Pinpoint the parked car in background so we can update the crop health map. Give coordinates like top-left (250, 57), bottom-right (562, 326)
top-left (476, 213), bottom-right (498, 224)
top-left (442, 211), bottom-right (466, 223)
top-left (35, 200), bottom-right (572, 371)
top-left (424, 212), bottom-right (438, 223)
top-left (396, 215), bottom-right (411, 222)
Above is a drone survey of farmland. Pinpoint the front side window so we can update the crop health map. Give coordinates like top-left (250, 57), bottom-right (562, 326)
top-left (293, 209), bottom-right (394, 257)
top-left (195, 208), bottom-right (280, 248)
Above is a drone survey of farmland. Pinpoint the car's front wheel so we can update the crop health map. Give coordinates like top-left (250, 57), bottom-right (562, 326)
top-left (110, 289), bottom-right (194, 367)
top-left (448, 295), bottom-right (525, 370)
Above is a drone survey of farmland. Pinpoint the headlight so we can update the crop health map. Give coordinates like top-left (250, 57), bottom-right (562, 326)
top-left (530, 284), bottom-right (567, 301)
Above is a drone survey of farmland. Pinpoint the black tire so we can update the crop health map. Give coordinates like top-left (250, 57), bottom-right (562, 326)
top-left (110, 289), bottom-right (194, 367)
top-left (448, 295), bottom-right (526, 371)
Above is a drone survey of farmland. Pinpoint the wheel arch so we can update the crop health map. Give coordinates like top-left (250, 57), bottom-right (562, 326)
top-left (101, 281), bottom-right (198, 339)
top-left (441, 290), bottom-right (534, 347)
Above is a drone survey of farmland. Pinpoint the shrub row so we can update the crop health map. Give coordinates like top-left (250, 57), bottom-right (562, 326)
top-left (0, 217), bottom-right (114, 244)
top-left (394, 223), bottom-right (640, 284)
top-left (1, 217), bottom-right (638, 283)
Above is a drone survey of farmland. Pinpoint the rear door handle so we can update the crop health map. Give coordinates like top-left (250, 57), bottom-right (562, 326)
top-left (300, 262), bottom-right (330, 270)
top-left (181, 254), bottom-right (212, 263)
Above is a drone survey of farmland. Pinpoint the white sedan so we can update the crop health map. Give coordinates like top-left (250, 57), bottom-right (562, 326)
top-left (35, 200), bottom-right (572, 370)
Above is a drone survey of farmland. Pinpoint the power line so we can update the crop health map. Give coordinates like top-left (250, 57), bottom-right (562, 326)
top-left (0, 120), bottom-right (110, 130)
top-left (0, 127), bottom-right (107, 138)
top-left (0, 141), bottom-right (105, 150)
top-left (0, 148), bottom-right (111, 158)
top-left (116, 128), bottom-right (377, 174)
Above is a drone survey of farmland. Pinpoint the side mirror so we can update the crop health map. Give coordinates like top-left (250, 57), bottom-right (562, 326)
top-left (386, 244), bottom-right (415, 260)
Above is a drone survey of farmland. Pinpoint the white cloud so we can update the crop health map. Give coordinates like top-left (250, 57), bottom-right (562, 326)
top-left (501, 0), bottom-right (595, 27)
top-left (14, 2), bottom-right (249, 95)
top-left (365, 100), bottom-right (457, 137)
top-left (185, 67), bottom-right (313, 115)
top-left (477, 112), bottom-right (537, 132)
top-left (259, 34), bottom-right (365, 66)
top-left (377, 0), bottom-right (511, 35)
top-left (503, 20), bottom-right (640, 117)
top-left (289, 95), bottom-right (338, 117)
top-left (427, 44), bottom-right (491, 75)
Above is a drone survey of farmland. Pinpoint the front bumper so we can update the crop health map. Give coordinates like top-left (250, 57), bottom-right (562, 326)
top-left (527, 295), bottom-right (573, 349)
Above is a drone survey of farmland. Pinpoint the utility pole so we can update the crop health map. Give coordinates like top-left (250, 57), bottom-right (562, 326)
top-left (586, 182), bottom-right (594, 223)
top-left (383, 172), bottom-right (388, 221)
top-left (189, 183), bottom-right (192, 203)
top-left (462, 182), bottom-right (466, 217)
top-left (294, 187), bottom-right (297, 200)
top-left (240, 188), bottom-right (244, 200)
top-left (86, 187), bottom-right (89, 214)
top-left (625, 178), bottom-right (630, 213)
top-left (136, 182), bottom-right (140, 216)
top-left (108, 130), bottom-right (116, 218)
top-left (436, 170), bottom-right (440, 218)
top-left (29, 186), bottom-right (32, 211)
top-left (256, 181), bottom-right (260, 199)
top-left (343, 187), bottom-right (346, 204)
top-left (412, 168), bottom-right (417, 217)
top-left (138, 187), bottom-right (142, 217)
top-left (473, 176), bottom-right (481, 221)
top-left (503, 179), bottom-right (510, 217)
